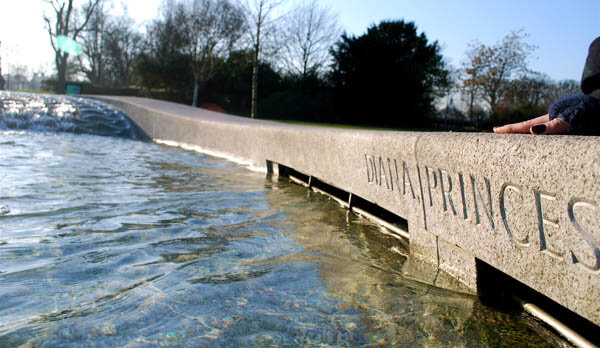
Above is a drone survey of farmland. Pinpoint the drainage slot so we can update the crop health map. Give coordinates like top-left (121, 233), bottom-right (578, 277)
top-left (348, 195), bottom-right (408, 236)
top-left (280, 165), bottom-right (310, 187)
top-left (274, 162), bottom-right (409, 240)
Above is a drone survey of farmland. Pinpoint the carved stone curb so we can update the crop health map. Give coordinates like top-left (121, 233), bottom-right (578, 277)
top-left (90, 95), bottom-right (600, 327)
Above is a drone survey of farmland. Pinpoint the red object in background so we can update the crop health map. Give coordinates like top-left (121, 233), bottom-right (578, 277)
top-left (200, 103), bottom-right (225, 113)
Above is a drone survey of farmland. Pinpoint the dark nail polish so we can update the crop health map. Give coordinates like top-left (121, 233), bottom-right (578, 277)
top-left (531, 124), bottom-right (547, 134)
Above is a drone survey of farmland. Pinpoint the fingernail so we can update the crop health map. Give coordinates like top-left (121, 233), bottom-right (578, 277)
top-left (531, 124), bottom-right (546, 134)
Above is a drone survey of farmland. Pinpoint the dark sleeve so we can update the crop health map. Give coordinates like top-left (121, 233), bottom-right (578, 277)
top-left (549, 94), bottom-right (600, 134)
top-left (581, 37), bottom-right (600, 96)
top-left (549, 37), bottom-right (600, 135)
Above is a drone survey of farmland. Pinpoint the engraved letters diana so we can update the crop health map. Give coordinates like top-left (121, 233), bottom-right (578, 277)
top-left (364, 154), bottom-right (600, 274)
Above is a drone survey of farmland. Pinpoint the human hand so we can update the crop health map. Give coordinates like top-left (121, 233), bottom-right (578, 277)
top-left (493, 114), bottom-right (569, 135)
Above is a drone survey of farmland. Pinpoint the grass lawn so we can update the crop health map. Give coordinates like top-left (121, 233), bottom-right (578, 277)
top-left (260, 118), bottom-right (441, 132)
top-left (9, 89), bottom-right (56, 95)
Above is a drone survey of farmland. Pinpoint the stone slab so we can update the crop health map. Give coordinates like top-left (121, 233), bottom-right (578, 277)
top-left (90, 95), bottom-right (600, 326)
top-left (416, 133), bottom-right (600, 327)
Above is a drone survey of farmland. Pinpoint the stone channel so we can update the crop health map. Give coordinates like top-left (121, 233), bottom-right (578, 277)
top-left (91, 95), bottom-right (600, 329)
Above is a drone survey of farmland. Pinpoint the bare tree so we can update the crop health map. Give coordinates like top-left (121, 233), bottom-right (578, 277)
top-left (78, 0), bottom-right (110, 85)
top-left (460, 30), bottom-right (536, 117)
top-left (10, 65), bottom-right (30, 90)
top-left (545, 79), bottom-right (580, 105)
top-left (0, 41), bottom-right (5, 90)
top-left (239, 0), bottom-right (286, 118)
top-left (75, 1), bottom-right (144, 88)
top-left (459, 53), bottom-right (483, 122)
top-left (281, 0), bottom-right (340, 77)
top-left (108, 19), bottom-right (143, 86)
top-left (183, 0), bottom-right (245, 106)
top-left (43, 0), bottom-right (101, 92)
top-left (501, 72), bottom-right (552, 108)
top-left (145, 0), bottom-right (189, 58)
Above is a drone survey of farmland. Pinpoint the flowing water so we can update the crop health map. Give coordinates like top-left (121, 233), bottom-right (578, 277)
top-left (0, 92), bottom-right (569, 347)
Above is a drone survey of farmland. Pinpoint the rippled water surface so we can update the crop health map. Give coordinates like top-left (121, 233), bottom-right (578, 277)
top-left (0, 92), bottom-right (567, 347)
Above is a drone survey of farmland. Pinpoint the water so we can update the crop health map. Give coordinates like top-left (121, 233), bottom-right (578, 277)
top-left (0, 92), bottom-right (568, 347)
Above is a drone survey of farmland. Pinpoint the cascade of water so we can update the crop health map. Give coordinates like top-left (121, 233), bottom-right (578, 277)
top-left (0, 92), bottom-right (147, 140)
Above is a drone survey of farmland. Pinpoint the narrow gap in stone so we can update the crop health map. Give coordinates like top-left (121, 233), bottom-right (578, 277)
top-left (348, 194), bottom-right (408, 234)
top-left (275, 162), bottom-right (409, 240)
top-left (280, 164), bottom-right (309, 184)
top-left (476, 259), bottom-right (599, 346)
top-left (309, 176), bottom-right (350, 203)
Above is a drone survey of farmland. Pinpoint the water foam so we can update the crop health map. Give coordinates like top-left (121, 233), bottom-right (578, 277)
top-left (155, 138), bottom-right (267, 173)
top-left (0, 91), bottom-right (147, 140)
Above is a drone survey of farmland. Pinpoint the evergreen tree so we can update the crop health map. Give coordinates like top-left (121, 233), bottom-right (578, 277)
top-left (330, 20), bottom-right (449, 127)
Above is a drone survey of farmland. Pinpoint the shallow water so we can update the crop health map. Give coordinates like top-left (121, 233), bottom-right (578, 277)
top-left (0, 93), bottom-right (568, 347)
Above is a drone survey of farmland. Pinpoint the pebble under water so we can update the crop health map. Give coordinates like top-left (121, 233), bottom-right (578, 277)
top-left (0, 92), bottom-right (570, 347)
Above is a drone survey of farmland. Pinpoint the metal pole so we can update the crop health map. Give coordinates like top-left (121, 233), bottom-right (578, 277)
top-left (513, 295), bottom-right (598, 348)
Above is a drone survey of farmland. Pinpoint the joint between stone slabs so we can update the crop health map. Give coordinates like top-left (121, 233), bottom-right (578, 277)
top-left (436, 237), bottom-right (477, 293)
top-left (416, 165), bottom-right (428, 230)
top-left (414, 134), bottom-right (428, 230)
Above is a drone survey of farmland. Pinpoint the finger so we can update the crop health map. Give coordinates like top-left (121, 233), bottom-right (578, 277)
top-left (493, 114), bottom-right (550, 134)
top-left (493, 122), bottom-right (530, 134)
top-left (530, 118), bottom-right (569, 135)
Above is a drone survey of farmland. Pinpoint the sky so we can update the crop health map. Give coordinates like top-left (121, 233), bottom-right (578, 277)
top-left (0, 0), bottom-right (598, 82)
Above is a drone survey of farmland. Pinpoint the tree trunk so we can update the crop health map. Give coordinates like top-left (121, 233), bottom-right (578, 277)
top-left (251, 62), bottom-right (258, 118)
top-left (250, 37), bottom-right (260, 118)
top-left (489, 95), bottom-right (498, 119)
top-left (56, 53), bottom-right (68, 93)
top-left (192, 79), bottom-right (200, 107)
top-left (250, 2), bottom-right (262, 119)
top-left (469, 89), bottom-right (474, 123)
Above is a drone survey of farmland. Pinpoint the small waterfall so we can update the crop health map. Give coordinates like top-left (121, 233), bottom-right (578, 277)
top-left (0, 91), bottom-right (147, 140)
